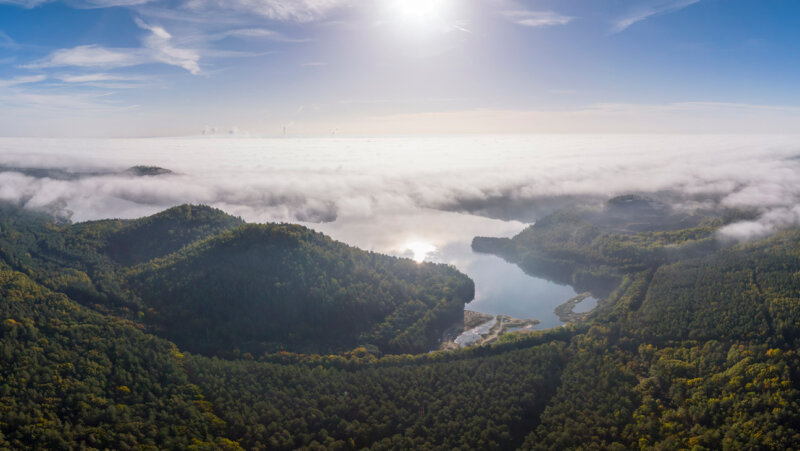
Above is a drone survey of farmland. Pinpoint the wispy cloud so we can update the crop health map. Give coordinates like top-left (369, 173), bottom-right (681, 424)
top-left (183, 0), bottom-right (351, 23)
top-left (0, 30), bottom-right (17, 48)
top-left (204, 28), bottom-right (310, 43)
top-left (56, 72), bottom-right (148, 89)
top-left (0, 0), bottom-right (155, 7)
top-left (22, 19), bottom-right (201, 74)
top-left (135, 18), bottom-right (200, 74)
top-left (502, 10), bottom-right (574, 28)
top-left (0, 0), bottom-right (48, 7)
top-left (0, 79), bottom-right (135, 120)
top-left (58, 73), bottom-right (142, 83)
top-left (613, 0), bottom-right (701, 33)
top-left (0, 90), bottom-right (123, 111)
top-left (23, 45), bottom-right (145, 70)
top-left (75, 0), bottom-right (155, 7)
top-left (0, 74), bottom-right (46, 87)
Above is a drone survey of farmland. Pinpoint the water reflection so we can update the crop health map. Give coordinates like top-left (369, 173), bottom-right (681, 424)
top-left (309, 209), bottom-right (593, 331)
top-left (573, 297), bottom-right (598, 314)
top-left (435, 243), bottom-right (577, 329)
top-left (433, 242), bottom-right (584, 330)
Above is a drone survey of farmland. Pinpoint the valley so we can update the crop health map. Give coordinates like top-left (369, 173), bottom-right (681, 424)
top-left (3, 195), bottom-right (799, 449)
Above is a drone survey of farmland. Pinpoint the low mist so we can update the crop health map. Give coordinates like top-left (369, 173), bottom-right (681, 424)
top-left (1, 134), bottom-right (799, 246)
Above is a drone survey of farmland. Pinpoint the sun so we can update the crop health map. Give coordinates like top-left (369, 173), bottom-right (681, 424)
top-left (388, 0), bottom-right (449, 25)
top-left (393, 0), bottom-right (444, 18)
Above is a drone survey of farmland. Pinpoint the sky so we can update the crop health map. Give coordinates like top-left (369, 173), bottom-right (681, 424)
top-left (1, 0), bottom-right (800, 136)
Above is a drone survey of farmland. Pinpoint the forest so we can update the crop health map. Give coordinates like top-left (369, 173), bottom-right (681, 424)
top-left (2, 197), bottom-right (800, 449)
top-left (0, 203), bottom-right (473, 356)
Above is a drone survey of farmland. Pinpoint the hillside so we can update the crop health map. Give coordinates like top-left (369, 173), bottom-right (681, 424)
top-left (127, 223), bottom-right (473, 355)
top-left (2, 200), bottom-right (800, 449)
top-left (0, 203), bottom-right (473, 356)
top-left (95, 204), bottom-right (246, 266)
top-left (470, 200), bottom-right (800, 448)
top-left (0, 263), bottom-right (233, 449)
top-left (472, 196), bottom-right (751, 296)
top-left (0, 203), bottom-right (247, 314)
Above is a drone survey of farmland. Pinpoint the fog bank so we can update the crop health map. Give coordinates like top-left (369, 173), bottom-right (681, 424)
top-left (1, 135), bottom-right (798, 242)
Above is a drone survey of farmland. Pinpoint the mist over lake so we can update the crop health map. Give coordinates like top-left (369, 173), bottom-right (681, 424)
top-left (3, 134), bottom-right (800, 323)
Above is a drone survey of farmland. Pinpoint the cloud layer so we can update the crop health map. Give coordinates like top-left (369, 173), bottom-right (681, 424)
top-left (0, 135), bottom-right (798, 244)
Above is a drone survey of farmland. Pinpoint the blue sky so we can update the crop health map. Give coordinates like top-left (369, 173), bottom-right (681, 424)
top-left (1, 0), bottom-right (800, 137)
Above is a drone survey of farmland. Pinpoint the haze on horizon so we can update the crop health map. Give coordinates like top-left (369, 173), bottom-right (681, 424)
top-left (1, 0), bottom-right (800, 137)
top-left (2, 134), bottom-right (800, 245)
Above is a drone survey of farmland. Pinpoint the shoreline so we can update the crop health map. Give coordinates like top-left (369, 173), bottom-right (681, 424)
top-left (440, 311), bottom-right (540, 350)
top-left (554, 292), bottom-right (594, 323)
top-left (439, 310), bottom-right (494, 350)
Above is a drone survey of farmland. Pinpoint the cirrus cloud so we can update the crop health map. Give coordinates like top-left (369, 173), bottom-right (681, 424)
top-left (183, 0), bottom-right (352, 23)
top-left (21, 19), bottom-right (201, 74)
top-left (502, 10), bottom-right (575, 28)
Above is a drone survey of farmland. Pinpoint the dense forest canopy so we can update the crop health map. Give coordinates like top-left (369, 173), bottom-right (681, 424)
top-left (0, 202), bottom-right (473, 356)
top-left (2, 197), bottom-right (800, 449)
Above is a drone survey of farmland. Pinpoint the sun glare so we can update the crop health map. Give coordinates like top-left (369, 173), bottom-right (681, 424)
top-left (389, 0), bottom-right (449, 25)
top-left (405, 241), bottom-right (437, 263)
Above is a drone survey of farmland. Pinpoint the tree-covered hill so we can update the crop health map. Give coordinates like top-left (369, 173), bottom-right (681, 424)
top-left (90, 204), bottom-right (246, 266)
top-left (0, 203), bottom-right (473, 356)
top-left (0, 254), bottom-right (570, 449)
top-left (127, 223), bottom-right (473, 356)
top-left (0, 263), bottom-right (235, 449)
top-left (471, 200), bottom-right (800, 449)
top-left (0, 203), bottom-right (245, 313)
top-left (472, 196), bottom-right (752, 296)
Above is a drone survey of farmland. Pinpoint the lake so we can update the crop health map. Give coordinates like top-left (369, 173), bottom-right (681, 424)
top-left (309, 210), bottom-right (592, 332)
top-left (435, 242), bottom-right (586, 329)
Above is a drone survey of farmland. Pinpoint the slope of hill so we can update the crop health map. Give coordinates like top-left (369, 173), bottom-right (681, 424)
top-left (0, 263), bottom-right (234, 449)
top-left (3, 199), bottom-right (800, 449)
top-left (472, 197), bottom-right (751, 296)
top-left (0, 203), bottom-right (473, 356)
top-left (98, 204), bottom-right (245, 266)
top-left (470, 200), bottom-right (800, 449)
top-left (127, 223), bottom-right (473, 355)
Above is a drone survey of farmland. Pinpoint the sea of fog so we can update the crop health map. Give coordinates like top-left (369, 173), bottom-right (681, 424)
top-left (2, 134), bottom-right (800, 329)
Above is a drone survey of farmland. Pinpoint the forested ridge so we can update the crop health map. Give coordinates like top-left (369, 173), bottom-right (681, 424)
top-left (0, 202), bottom-right (473, 356)
top-left (2, 198), bottom-right (800, 449)
top-left (127, 223), bottom-right (473, 355)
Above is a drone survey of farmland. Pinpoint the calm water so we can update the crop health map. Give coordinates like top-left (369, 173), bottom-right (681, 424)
top-left (574, 297), bottom-right (598, 313)
top-left (307, 208), bottom-right (591, 330)
top-left (434, 242), bottom-right (584, 329)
